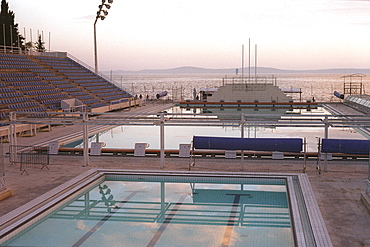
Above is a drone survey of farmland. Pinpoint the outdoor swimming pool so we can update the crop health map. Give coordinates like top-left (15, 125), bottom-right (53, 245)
top-left (0, 170), bottom-right (332, 247)
top-left (64, 106), bottom-right (367, 152)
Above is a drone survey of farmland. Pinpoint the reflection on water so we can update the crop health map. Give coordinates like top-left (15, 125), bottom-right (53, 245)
top-left (4, 176), bottom-right (295, 247)
top-left (72, 106), bottom-right (366, 152)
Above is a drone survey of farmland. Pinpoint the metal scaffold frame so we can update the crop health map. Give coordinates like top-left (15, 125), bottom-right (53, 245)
top-left (6, 111), bottom-right (370, 170)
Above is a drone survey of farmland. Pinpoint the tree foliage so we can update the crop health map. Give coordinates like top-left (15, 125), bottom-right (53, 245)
top-left (0, 0), bottom-right (24, 49)
top-left (35, 34), bottom-right (45, 52)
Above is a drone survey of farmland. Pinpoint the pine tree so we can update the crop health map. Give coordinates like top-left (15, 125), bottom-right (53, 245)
top-left (0, 0), bottom-right (24, 49)
top-left (35, 34), bottom-right (45, 52)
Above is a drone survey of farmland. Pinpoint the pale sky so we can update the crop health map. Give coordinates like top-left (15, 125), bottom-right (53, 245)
top-left (8, 0), bottom-right (370, 71)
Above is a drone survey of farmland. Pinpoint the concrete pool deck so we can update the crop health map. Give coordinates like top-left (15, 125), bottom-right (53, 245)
top-left (0, 102), bottom-right (369, 246)
top-left (1, 155), bottom-right (369, 246)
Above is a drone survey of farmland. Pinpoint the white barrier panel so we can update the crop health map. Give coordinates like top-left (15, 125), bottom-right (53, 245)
top-left (134, 143), bottom-right (149, 157)
top-left (225, 150), bottom-right (237, 159)
top-left (272, 151), bottom-right (284, 160)
top-left (48, 142), bottom-right (59, 155)
top-left (320, 153), bottom-right (332, 161)
top-left (179, 144), bottom-right (191, 158)
top-left (90, 142), bottom-right (105, 156)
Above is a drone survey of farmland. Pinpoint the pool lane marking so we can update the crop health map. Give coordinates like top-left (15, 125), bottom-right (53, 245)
top-left (146, 195), bottom-right (188, 247)
top-left (72, 191), bottom-right (140, 247)
top-left (221, 193), bottom-right (250, 247)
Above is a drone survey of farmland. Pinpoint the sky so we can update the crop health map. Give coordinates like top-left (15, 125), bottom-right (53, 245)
top-left (8, 0), bottom-right (370, 71)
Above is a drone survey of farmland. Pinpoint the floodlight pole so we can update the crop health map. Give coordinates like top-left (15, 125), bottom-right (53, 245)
top-left (94, 0), bottom-right (113, 74)
top-left (94, 19), bottom-right (98, 74)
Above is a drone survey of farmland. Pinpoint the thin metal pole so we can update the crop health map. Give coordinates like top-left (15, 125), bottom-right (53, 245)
top-left (10, 25), bottom-right (13, 53)
top-left (82, 112), bottom-right (89, 167)
top-left (240, 114), bottom-right (245, 171)
top-left (160, 113), bottom-right (165, 169)
top-left (241, 44), bottom-right (244, 83)
top-left (3, 24), bottom-right (6, 53)
top-left (255, 44), bottom-right (257, 83)
top-left (248, 38), bottom-right (251, 83)
top-left (324, 115), bottom-right (329, 139)
top-left (94, 19), bottom-right (98, 74)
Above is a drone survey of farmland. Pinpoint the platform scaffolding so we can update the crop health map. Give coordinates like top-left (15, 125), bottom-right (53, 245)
top-left (342, 73), bottom-right (366, 95)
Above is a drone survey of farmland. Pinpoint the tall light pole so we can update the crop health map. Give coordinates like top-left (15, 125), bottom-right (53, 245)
top-left (94, 0), bottom-right (113, 74)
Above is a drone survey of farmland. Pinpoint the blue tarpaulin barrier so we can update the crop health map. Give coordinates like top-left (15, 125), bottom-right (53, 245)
top-left (321, 139), bottom-right (370, 154)
top-left (193, 136), bottom-right (303, 153)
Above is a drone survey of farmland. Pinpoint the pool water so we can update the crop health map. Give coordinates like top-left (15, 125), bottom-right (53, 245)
top-left (3, 175), bottom-right (295, 247)
top-left (64, 106), bottom-right (367, 152)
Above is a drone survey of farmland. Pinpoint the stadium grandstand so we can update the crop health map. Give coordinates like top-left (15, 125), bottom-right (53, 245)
top-left (0, 52), bottom-right (135, 126)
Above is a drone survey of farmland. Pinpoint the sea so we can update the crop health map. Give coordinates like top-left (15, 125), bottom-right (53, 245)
top-left (110, 73), bottom-right (370, 102)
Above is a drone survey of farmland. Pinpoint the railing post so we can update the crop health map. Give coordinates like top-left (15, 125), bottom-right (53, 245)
top-left (240, 114), bottom-right (245, 171)
top-left (160, 113), bottom-right (165, 169)
top-left (82, 112), bottom-right (89, 167)
top-left (324, 115), bottom-right (329, 139)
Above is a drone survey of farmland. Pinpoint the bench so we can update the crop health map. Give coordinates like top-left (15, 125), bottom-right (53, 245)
top-left (318, 138), bottom-right (370, 173)
top-left (189, 136), bottom-right (306, 171)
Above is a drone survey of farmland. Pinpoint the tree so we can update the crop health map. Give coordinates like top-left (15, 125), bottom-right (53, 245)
top-left (35, 34), bottom-right (45, 52)
top-left (0, 0), bottom-right (24, 49)
top-left (25, 41), bottom-right (33, 51)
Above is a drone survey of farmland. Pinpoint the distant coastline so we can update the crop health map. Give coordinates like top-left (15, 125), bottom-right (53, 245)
top-left (104, 66), bottom-right (370, 75)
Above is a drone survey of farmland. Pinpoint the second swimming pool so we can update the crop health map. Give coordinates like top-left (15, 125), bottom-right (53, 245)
top-left (0, 171), bottom-right (331, 247)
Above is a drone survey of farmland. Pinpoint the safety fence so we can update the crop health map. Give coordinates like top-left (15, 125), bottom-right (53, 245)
top-left (9, 145), bottom-right (49, 175)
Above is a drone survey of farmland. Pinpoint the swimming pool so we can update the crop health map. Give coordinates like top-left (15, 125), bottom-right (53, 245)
top-left (0, 170), bottom-right (332, 247)
top-left (63, 106), bottom-right (367, 152)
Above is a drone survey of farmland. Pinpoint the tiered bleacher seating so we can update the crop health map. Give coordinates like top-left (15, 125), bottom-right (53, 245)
top-left (38, 56), bottom-right (132, 105)
top-left (0, 53), bottom-right (133, 116)
top-left (0, 87), bottom-right (15, 93)
top-left (0, 97), bottom-right (29, 104)
top-left (0, 54), bottom-right (42, 69)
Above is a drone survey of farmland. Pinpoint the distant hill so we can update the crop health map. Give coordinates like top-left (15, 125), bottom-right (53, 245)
top-left (103, 66), bottom-right (370, 75)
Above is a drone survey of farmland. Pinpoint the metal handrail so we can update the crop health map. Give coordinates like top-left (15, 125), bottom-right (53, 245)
top-left (66, 53), bottom-right (134, 96)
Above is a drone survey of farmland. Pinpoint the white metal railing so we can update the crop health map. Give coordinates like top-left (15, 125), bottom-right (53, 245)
top-left (0, 45), bottom-right (23, 54)
top-left (222, 76), bottom-right (278, 86)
